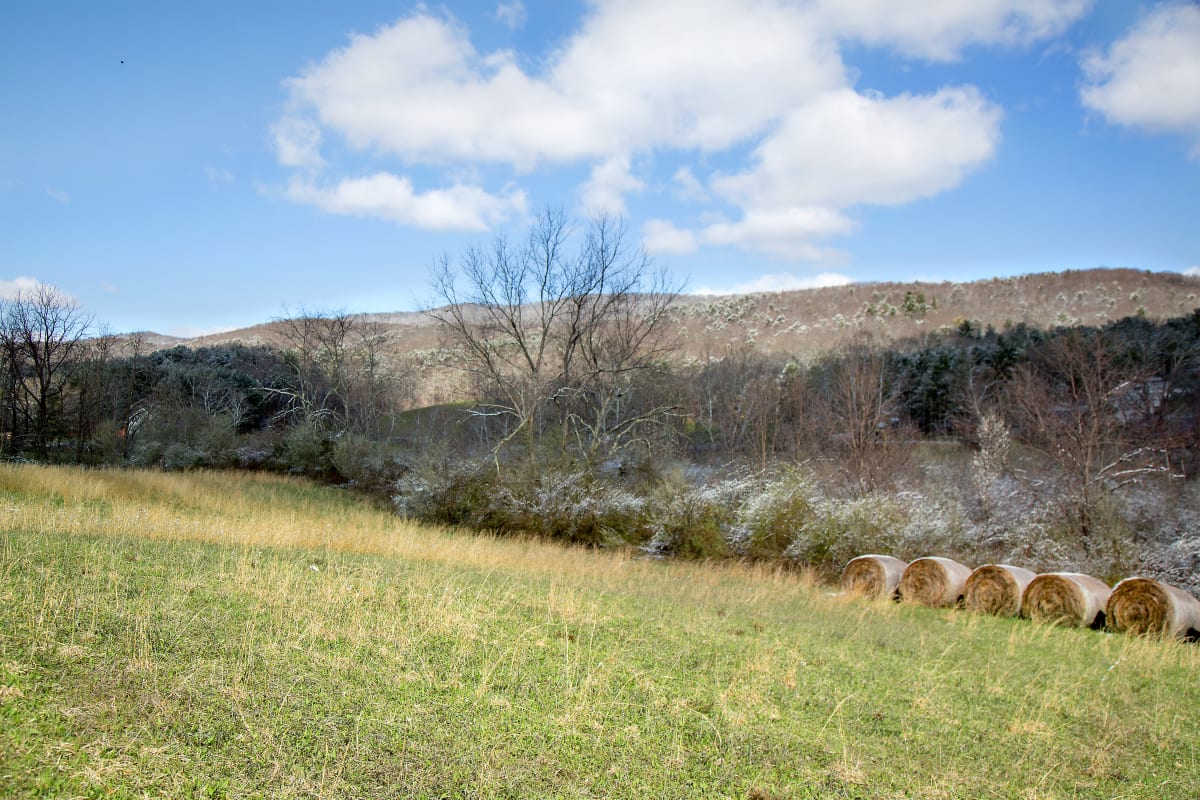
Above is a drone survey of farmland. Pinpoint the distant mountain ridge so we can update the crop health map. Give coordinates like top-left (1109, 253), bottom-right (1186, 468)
top-left (153, 267), bottom-right (1196, 351)
top-left (119, 268), bottom-right (1192, 407)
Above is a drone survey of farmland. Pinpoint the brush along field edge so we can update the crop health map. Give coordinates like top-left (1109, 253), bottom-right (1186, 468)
top-left (964, 564), bottom-right (1037, 617)
top-left (1107, 577), bottom-right (1200, 639)
top-left (839, 554), bottom-right (908, 599)
top-left (897, 557), bottom-right (972, 607)
top-left (1022, 573), bottom-right (1111, 628)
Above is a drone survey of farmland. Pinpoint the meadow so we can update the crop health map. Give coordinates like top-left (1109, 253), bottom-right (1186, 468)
top-left (1, 464), bottom-right (1197, 799)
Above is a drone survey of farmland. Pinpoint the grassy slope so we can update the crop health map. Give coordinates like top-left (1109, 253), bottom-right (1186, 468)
top-left (1, 466), bottom-right (1197, 799)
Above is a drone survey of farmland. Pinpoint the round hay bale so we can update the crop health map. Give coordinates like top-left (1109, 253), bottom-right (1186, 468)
top-left (897, 557), bottom-right (973, 607)
top-left (839, 555), bottom-right (908, 600)
top-left (1021, 573), bottom-right (1110, 628)
top-left (1106, 577), bottom-right (1200, 639)
top-left (964, 564), bottom-right (1037, 616)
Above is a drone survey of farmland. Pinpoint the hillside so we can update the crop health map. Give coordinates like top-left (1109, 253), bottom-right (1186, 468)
top-left (3, 465), bottom-right (1197, 799)
top-left (162, 267), bottom-right (1200, 406)
top-left (181, 268), bottom-right (1199, 351)
top-left (670, 267), bottom-right (1200, 357)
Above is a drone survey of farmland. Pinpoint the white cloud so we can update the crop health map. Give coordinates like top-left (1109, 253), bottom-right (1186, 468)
top-left (0, 276), bottom-right (45, 300)
top-left (271, 116), bottom-right (325, 168)
top-left (45, 186), bottom-right (71, 204)
top-left (495, 1), bottom-right (526, 30)
top-left (550, 0), bottom-right (845, 153)
top-left (702, 87), bottom-right (999, 259)
top-left (580, 155), bottom-right (644, 216)
top-left (285, 173), bottom-right (526, 231)
top-left (1081, 3), bottom-right (1200, 156)
top-left (813, 0), bottom-right (1092, 61)
top-left (700, 207), bottom-right (856, 260)
top-left (1184, 266), bottom-right (1200, 278)
top-left (284, 15), bottom-right (589, 168)
top-left (714, 87), bottom-right (1002, 210)
top-left (642, 219), bottom-right (697, 255)
top-left (271, 1), bottom-right (1072, 245)
top-left (284, 4), bottom-right (845, 168)
top-left (696, 271), bottom-right (854, 295)
top-left (671, 167), bottom-right (708, 203)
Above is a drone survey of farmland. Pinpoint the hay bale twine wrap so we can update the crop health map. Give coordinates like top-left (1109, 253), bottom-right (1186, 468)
top-left (1021, 573), bottom-right (1111, 628)
top-left (963, 564), bottom-right (1037, 616)
top-left (1106, 578), bottom-right (1200, 639)
top-left (897, 557), bottom-right (973, 607)
top-left (839, 555), bottom-right (908, 600)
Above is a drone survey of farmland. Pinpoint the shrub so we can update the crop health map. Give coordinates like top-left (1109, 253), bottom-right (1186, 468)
top-left (784, 492), bottom-right (908, 576)
top-left (331, 434), bottom-right (410, 492)
top-left (393, 463), bottom-right (652, 546)
top-left (652, 494), bottom-right (733, 560)
top-left (407, 462), bottom-right (505, 530)
top-left (275, 420), bottom-right (334, 477)
top-left (734, 470), bottom-right (816, 559)
top-left (645, 473), bottom-right (760, 560)
top-left (131, 409), bottom-right (239, 470)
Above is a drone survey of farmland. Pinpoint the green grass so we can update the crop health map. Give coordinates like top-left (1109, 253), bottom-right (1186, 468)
top-left (1, 465), bottom-right (1197, 798)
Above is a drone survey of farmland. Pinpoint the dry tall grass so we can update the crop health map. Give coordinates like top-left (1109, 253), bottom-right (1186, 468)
top-left (0, 463), bottom-right (808, 602)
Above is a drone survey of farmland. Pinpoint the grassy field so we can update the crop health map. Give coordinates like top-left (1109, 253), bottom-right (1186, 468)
top-left (1, 465), bottom-right (1197, 799)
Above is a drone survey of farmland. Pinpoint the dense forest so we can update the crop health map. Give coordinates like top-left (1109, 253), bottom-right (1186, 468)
top-left (4, 229), bottom-right (1199, 593)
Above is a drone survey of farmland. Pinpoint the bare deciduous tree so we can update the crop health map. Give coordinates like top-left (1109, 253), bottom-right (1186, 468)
top-left (273, 310), bottom-right (407, 437)
top-left (0, 284), bottom-right (92, 457)
top-left (428, 209), bottom-right (681, 471)
top-left (686, 345), bottom-right (798, 467)
top-left (815, 337), bottom-right (908, 494)
top-left (1005, 329), bottom-right (1176, 545)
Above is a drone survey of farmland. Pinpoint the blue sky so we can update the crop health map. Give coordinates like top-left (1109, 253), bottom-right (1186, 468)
top-left (2, 1), bottom-right (1198, 336)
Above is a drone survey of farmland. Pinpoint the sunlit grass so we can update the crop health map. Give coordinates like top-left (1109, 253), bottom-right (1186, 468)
top-left (1, 464), bottom-right (1197, 798)
top-left (0, 463), bottom-right (642, 580)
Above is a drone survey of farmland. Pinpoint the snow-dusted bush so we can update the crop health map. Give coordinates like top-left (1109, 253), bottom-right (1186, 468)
top-left (893, 492), bottom-right (973, 561)
top-left (1142, 536), bottom-right (1200, 596)
top-left (643, 472), bottom-right (760, 559)
top-left (730, 470), bottom-right (815, 558)
top-left (388, 444), bottom-right (1200, 588)
top-left (512, 470), bottom-right (650, 546)
top-left (782, 492), bottom-right (910, 574)
top-left (394, 463), bottom-right (652, 546)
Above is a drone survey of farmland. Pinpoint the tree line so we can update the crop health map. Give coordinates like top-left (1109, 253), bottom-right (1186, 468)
top-left (4, 216), bottom-right (1199, 571)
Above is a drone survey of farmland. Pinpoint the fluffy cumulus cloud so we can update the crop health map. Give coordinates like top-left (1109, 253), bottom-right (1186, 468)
top-left (283, 1), bottom-right (843, 167)
top-left (716, 88), bottom-right (1001, 209)
top-left (703, 87), bottom-right (1001, 254)
top-left (272, 0), bottom-right (1087, 252)
top-left (580, 155), bottom-right (644, 216)
top-left (1081, 3), bottom-right (1200, 156)
top-left (285, 174), bottom-right (526, 231)
top-left (642, 219), bottom-right (698, 255)
top-left (701, 207), bottom-right (856, 260)
top-left (1185, 266), bottom-right (1200, 278)
top-left (0, 276), bottom-right (44, 300)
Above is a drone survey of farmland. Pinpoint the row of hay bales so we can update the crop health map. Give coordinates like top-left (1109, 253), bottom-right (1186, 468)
top-left (840, 554), bottom-right (1200, 640)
